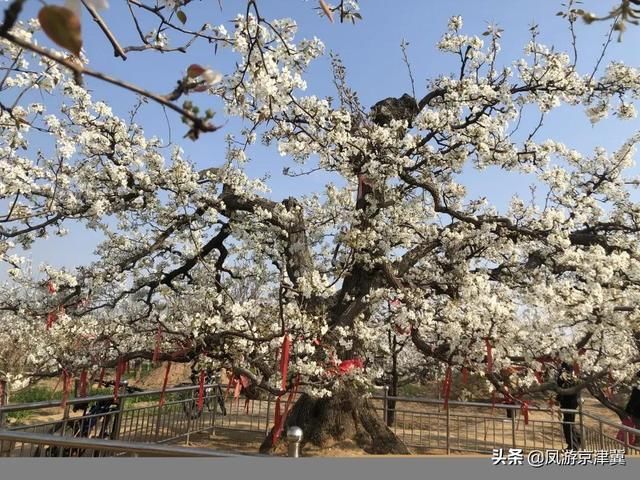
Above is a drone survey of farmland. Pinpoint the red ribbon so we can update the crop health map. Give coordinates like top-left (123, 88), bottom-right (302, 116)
top-left (280, 335), bottom-right (291, 390)
top-left (485, 338), bottom-right (493, 373)
top-left (534, 371), bottom-right (543, 384)
top-left (233, 377), bottom-right (242, 400)
top-left (441, 366), bottom-right (453, 410)
top-left (224, 373), bottom-right (235, 402)
top-left (337, 358), bottom-right (364, 374)
top-left (159, 361), bottom-right (172, 407)
top-left (98, 367), bottom-right (105, 387)
top-left (273, 398), bottom-right (282, 443)
top-left (46, 311), bottom-right (57, 330)
top-left (113, 359), bottom-right (126, 402)
top-left (61, 370), bottom-right (71, 409)
top-left (605, 386), bottom-right (614, 400)
top-left (271, 375), bottom-right (300, 445)
top-left (0, 380), bottom-right (5, 406)
top-left (197, 370), bottom-right (205, 412)
top-left (47, 281), bottom-right (56, 294)
top-left (573, 361), bottom-right (581, 376)
top-left (78, 369), bottom-right (88, 397)
top-left (45, 305), bottom-right (66, 330)
top-left (521, 401), bottom-right (530, 425)
top-left (269, 333), bottom-right (297, 446)
top-left (462, 367), bottom-right (468, 385)
top-left (152, 325), bottom-right (163, 365)
top-left (617, 418), bottom-right (638, 444)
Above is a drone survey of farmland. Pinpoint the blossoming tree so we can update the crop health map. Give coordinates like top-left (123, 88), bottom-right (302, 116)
top-left (1, 0), bottom-right (640, 453)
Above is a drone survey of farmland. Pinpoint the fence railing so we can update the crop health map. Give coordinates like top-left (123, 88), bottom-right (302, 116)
top-left (2, 383), bottom-right (639, 457)
top-left (370, 392), bottom-right (640, 455)
top-left (0, 429), bottom-right (242, 457)
top-left (0, 384), bottom-right (233, 456)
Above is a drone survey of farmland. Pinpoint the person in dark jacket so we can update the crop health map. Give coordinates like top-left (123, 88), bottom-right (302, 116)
top-left (624, 373), bottom-right (640, 423)
top-left (621, 372), bottom-right (640, 445)
top-left (557, 362), bottom-right (582, 450)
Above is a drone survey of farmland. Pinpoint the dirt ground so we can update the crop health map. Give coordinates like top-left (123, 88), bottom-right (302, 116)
top-left (136, 362), bottom-right (193, 389)
top-left (176, 394), bottom-right (625, 457)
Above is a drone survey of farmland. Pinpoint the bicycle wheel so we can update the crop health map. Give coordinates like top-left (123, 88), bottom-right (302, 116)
top-left (214, 385), bottom-right (227, 416)
top-left (177, 386), bottom-right (202, 420)
top-left (202, 387), bottom-right (217, 415)
top-left (34, 419), bottom-right (78, 457)
top-left (33, 444), bottom-right (57, 457)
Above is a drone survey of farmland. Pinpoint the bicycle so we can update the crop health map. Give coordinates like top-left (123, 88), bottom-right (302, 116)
top-left (177, 370), bottom-right (227, 420)
top-left (34, 380), bottom-right (142, 457)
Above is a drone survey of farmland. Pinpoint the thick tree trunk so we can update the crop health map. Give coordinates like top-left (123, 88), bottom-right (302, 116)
top-left (259, 391), bottom-right (410, 455)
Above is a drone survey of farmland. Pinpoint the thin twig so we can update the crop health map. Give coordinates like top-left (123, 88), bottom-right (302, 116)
top-left (400, 39), bottom-right (416, 100)
top-left (588, 17), bottom-right (618, 86)
top-left (0, 31), bottom-right (219, 137)
top-left (81, 0), bottom-right (127, 60)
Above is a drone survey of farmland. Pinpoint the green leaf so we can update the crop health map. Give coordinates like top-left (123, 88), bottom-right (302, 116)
top-left (38, 6), bottom-right (82, 56)
top-left (176, 10), bottom-right (187, 25)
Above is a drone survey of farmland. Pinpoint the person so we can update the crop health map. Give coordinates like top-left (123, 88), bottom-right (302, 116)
top-left (617, 373), bottom-right (640, 446)
top-left (503, 388), bottom-right (516, 421)
top-left (556, 362), bottom-right (582, 450)
top-left (624, 373), bottom-right (640, 424)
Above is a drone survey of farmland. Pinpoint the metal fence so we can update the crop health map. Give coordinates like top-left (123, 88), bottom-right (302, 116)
top-left (371, 392), bottom-right (640, 455)
top-left (0, 384), bottom-right (231, 457)
top-left (0, 429), bottom-right (242, 457)
top-left (1, 383), bottom-right (639, 457)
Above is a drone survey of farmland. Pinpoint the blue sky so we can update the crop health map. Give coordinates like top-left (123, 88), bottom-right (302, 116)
top-left (6, 0), bottom-right (640, 274)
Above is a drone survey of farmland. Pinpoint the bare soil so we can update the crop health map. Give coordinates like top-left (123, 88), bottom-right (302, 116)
top-left (137, 362), bottom-right (192, 389)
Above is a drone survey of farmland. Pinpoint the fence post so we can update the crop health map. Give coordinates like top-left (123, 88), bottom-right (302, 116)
top-left (0, 379), bottom-right (7, 429)
top-left (208, 387), bottom-right (217, 439)
top-left (111, 381), bottom-right (127, 440)
top-left (287, 426), bottom-right (303, 458)
top-left (264, 395), bottom-right (271, 437)
top-left (511, 409), bottom-right (517, 448)
top-left (57, 403), bottom-right (71, 457)
top-left (445, 405), bottom-right (451, 455)
top-left (154, 401), bottom-right (163, 442)
top-left (624, 430), bottom-right (629, 455)
top-left (184, 388), bottom-right (194, 445)
top-left (0, 380), bottom-right (9, 457)
top-left (578, 400), bottom-right (585, 451)
top-left (382, 386), bottom-right (389, 425)
top-left (599, 419), bottom-right (605, 450)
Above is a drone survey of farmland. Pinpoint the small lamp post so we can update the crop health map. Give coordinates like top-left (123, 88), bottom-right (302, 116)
top-left (286, 426), bottom-right (303, 458)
